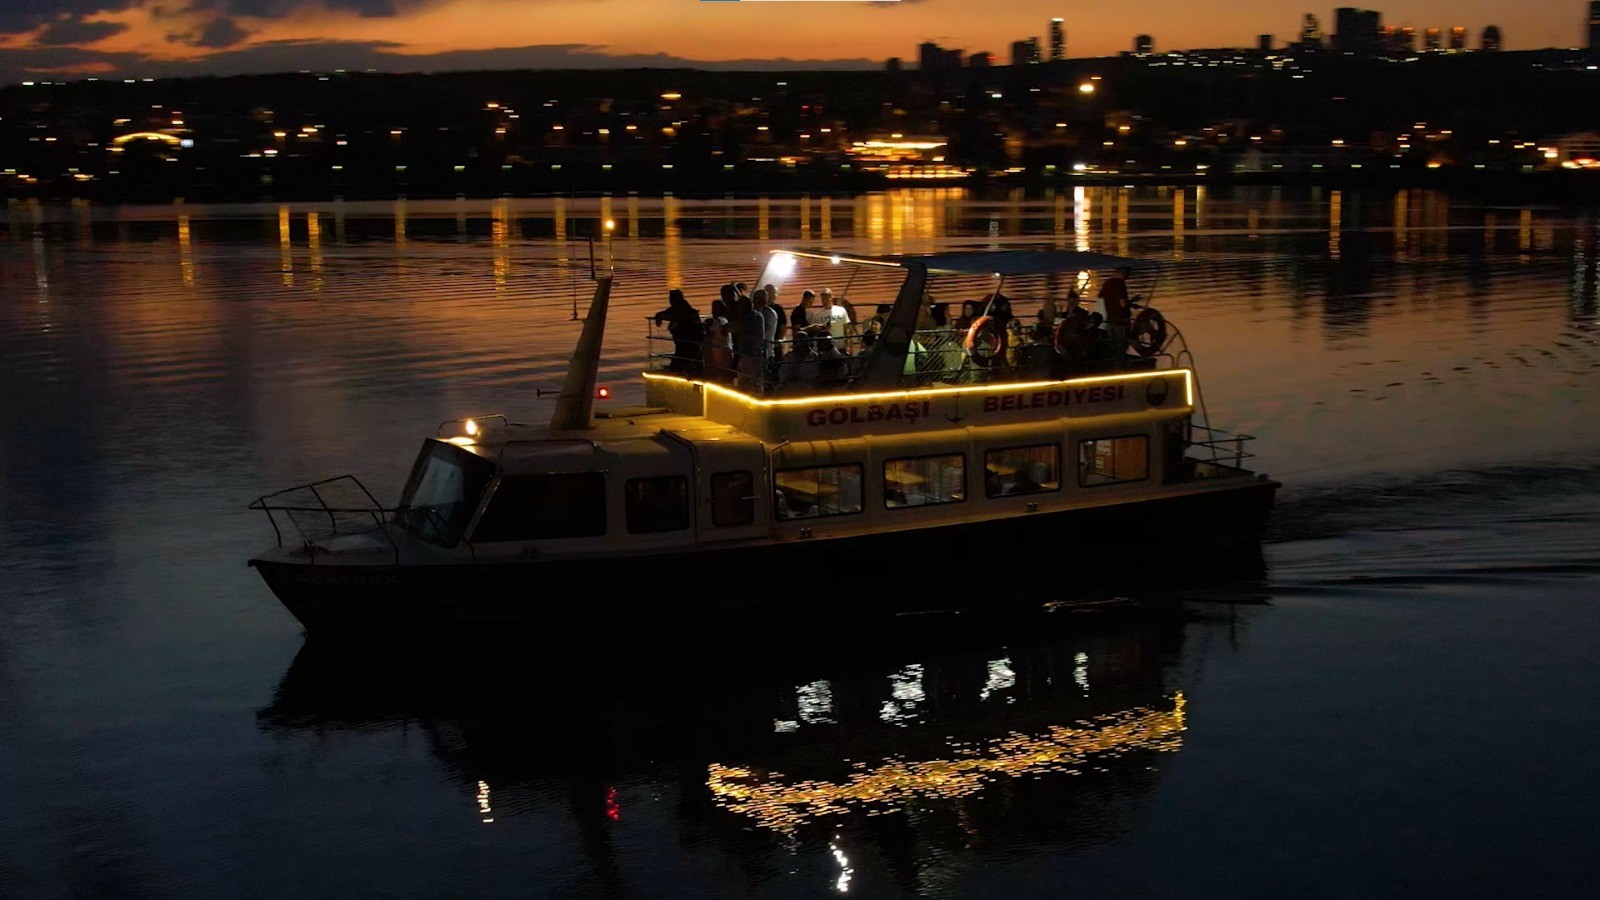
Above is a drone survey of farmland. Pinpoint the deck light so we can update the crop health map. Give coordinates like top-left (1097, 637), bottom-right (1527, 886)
top-left (464, 418), bottom-right (479, 436)
top-left (604, 219), bottom-right (616, 232)
top-left (768, 253), bottom-right (797, 279)
top-left (596, 386), bottom-right (611, 399)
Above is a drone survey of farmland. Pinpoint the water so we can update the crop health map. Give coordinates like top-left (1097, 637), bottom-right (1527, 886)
top-left (2, 187), bottom-right (1597, 897)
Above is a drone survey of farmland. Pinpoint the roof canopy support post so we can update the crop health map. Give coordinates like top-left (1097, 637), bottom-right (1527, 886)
top-left (549, 275), bottom-right (613, 431)
top-left (859, 263), bottom-right (928, 389)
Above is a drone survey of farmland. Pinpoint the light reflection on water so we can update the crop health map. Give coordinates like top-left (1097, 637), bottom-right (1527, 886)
top-left (1, 187), bottom-right (1598, 897)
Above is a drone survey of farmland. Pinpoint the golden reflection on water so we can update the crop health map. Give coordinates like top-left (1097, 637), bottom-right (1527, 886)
top-left (1172, 188), bottom-right (1186, 260)
top-left (800, 194), bottom-right (811, 242)
top-left (820, 195), bottom-right (833, 243)
top-left (492, 197), bottom-right (510, 293)
top-left (277, 204), bottom-right (293, 287)
top-left (707, 695), bottom-right (1186, 834)
top-left (663, 194), bottom-right (681, 287)
top-left (178, 213), bottom-right (194, 288)
top-left (307, 212), bottom-right (323, 292)
top-left (758, 196), bottom-right (770, 242)
top-left (553, 196), bottom-right (568, 268)
top-left (1330, 190), bottom-right (1343, 260)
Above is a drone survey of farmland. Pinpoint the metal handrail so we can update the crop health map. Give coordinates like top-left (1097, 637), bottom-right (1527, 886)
top-left (249, 475), bottom-right (474, 565)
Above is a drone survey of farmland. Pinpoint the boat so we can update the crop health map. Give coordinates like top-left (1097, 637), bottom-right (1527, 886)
top-left (248, 247), bottom-right (1278, 632)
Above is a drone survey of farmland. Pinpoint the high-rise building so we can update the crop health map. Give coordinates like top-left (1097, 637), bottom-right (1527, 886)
top-left (1481, 25), bottom-right (1502, 52)
top-left (1050, 18), bottom-right (1066, 61)
top-left (886, 57), bottom-right (902, 73)
top-left (1010, 38), bottom-right (1040, 66)
top-left (1449, 26), bottom-right (1467, 51)
top-left (1298, 14), bottom-right (1325, 50)
top-left (1334, 7), bottom-right (1382, 54)
top-left (1590, 2), bottom-right (1600, 53)
top-left (1134, 34), bottom-right (1154, 54)
top-left (1424, 27), bottom-right (1442, 51)
top-left (919, 41), bottom-right (963, 71)
top-left (1258, 34), bottom-right (1275, 52)
top-left (969, 51), bottom-right (992, 68)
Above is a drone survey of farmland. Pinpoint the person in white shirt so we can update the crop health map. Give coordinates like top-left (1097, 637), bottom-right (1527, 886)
top-left (814, 288), bottom-right (850, 342)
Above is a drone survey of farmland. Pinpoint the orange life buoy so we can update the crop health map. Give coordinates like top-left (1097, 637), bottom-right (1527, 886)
top-left (965, 316), bottom-right (1007, 367)
top-left (1053, 316), bottom-right (1090, 358)
top-left (1129, 308), bottom-right (1168, 357)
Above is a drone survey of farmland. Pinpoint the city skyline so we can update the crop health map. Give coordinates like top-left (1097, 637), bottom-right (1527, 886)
top-left (0, 1), bottom-right (1588, 84)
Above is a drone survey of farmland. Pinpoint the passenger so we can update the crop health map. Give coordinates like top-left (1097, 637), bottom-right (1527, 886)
top-left (928, 302), bottom-right (950, 328)
top-left (778, 330), bottom-right (820, 388)
top-left (791, 289), bottom-right (816, 332)
top-left (735, 282), bottom-right (750, 300)
top-left (850, 330), bottom-right (879, 383)
top-left (815, 288), bottom-right (850, 341)
top-left (702, 311), bottom-right (734, 382)
top-left (865, 304), bottom-right (893, 336)
top-left (953, 300), bottom-right (980, 333)
top-left (1086, 311), bottom-right (1116, 365)
top-left (756, 286), bottom-right (780, 375)
top-left (823, 288), bottom-right (857, 332)
top-left (1022, 323), bottom-right (1058, 379)
top-left (1097, 266), bottom-right (1133, 350)
top-left (736, 292), bottom-right (769, 392)
top-left (652, 288), bottom-right (704, 374)
top-left (814, 334), bottom-right (850, 390)
top-left (762, 282), bottom-right (784, 339)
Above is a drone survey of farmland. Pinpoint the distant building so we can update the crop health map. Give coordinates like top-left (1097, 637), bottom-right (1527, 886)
top-left (1011, 38), bottom-right (1041, 66)
top-left (886, 57), bottom-right (902, 73)
top-left (1334, 7), bottom-right (1382, 55)
top-left (1298, 14), bottom-right (1325, 50)
top-left (969, 51), bottom-right (992, 68)
top-left (919, 41), bottom-right (962, 71)
top-left (1258, 34), bottom-right (1274, 52)
top-left (1134, 34), bottom-right (1154, 54)
top-left (1448, 26), bottom-right (1467, 51)
top-left (1050, 18), bottom-right (1066, 61)
top-left (1481, 25), bottom-right (1502, 52)
top-left (1424, 27), bottom-right (1442, 51)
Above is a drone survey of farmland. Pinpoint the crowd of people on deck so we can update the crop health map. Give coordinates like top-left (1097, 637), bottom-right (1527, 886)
top-left (652, 267), bottom-right (1144, 393)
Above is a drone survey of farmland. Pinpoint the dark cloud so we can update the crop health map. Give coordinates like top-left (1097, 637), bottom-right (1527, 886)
top-left (0, 38), bottom-right (879, 85)
top-left (35, 17), bottom-right (129, 45)
top-left (216, 0), bottom-right (401, 19)
top-left (0, 2), bottom-right (134, 35)
top-left (194, 16), bottom-right (250, 48)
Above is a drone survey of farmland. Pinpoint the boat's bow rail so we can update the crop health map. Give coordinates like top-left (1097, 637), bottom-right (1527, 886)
top-left (1186, 424), bottom-right (1258, 475)
top-left (248, 475), bottom-right (464, 565)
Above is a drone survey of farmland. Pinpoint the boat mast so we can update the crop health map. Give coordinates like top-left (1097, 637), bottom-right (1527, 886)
top-left (548, 274), bottom-right (614, 431)
top-left (856, 262), bottom-right (929, 389)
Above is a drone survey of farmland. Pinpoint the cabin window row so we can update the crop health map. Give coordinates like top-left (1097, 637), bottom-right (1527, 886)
top-left (776, 436), bottom-right (1148, 521)
top-left (464, 435), bottom-right (1152, 539)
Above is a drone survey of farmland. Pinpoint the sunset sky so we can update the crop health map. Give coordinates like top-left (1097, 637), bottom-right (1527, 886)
top-left (0, 1), bottom-right (1590, 84)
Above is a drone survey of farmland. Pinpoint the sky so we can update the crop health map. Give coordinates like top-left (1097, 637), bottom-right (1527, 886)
top-left (0, 1), bottom-right (1590, 85)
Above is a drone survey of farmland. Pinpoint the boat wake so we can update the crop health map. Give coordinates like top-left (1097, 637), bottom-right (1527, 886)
top-left (1264, 460), bottom-right (1600, 588)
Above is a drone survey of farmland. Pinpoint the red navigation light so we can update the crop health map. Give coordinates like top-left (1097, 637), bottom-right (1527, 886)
top-left (605, 786), bottom-right (620, 821)
top-left (596, 386), bottom-right (611, 400)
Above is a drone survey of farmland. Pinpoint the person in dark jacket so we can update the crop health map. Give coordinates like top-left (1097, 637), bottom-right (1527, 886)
top-left (653, 288), bottom-right (704, 374)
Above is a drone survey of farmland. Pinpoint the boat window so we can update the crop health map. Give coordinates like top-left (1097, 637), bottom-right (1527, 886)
top-left (1079, 435), bottom-right (1149, 487)
top-left (884, 454), bottom-right (966, 509)
top-left (710, 471), bottom-right (756, 527)
top-left (984, 444), bottom-right (1061, 498)
top-left (773, 465), bottom-right (863, 520)
top-left (626, 476), bottom-right (691, 534)
top-left (472, 473), bottom-right (607, 541)
top-left (396, 440), bottom-right (496, 546)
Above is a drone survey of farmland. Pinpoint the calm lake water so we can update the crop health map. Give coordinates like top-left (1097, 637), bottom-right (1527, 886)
top-left (2, 187), bottom-right (1598, 897)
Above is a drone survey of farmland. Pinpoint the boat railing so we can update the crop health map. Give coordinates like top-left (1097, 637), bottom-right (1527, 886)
top-left (1186, 424), bottom-right (1258, 474)
top-left (646, 318), bottom-right (1175, 397)
top-left (249, 475), bottom-right (471, 565)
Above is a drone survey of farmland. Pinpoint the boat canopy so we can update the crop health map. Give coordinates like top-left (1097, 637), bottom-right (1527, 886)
top-left (780, 248), bottom-right (1150, 277)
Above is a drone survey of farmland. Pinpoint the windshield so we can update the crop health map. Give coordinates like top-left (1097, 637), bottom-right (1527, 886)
top-left (395, 441), bottom-right (496, 546)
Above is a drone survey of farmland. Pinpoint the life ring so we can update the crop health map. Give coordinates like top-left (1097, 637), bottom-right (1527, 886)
top-left (965, 316), bottom-right (1007, 367)
top-left (1053, 317), bottom-right (1090, 358)
top-left (1129, 308), bottom-right (1168, 357)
